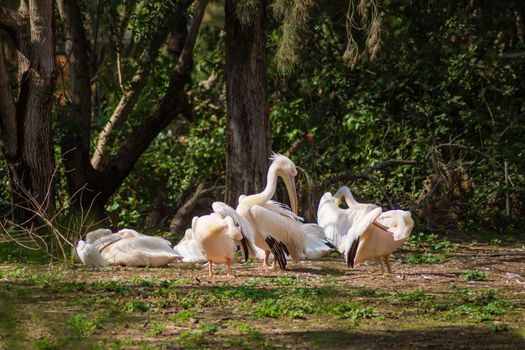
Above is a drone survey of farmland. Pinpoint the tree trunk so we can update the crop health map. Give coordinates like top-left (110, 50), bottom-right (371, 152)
top-left (0, 1), bottom-right (56, 220)
top-left (224, 0), bottom-right (270, 207)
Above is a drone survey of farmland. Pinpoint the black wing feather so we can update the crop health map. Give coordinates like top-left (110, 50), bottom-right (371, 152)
top-left (346, 239), bottom-right (360, 268)
top-left (265, 236), bottom-right (288, 270)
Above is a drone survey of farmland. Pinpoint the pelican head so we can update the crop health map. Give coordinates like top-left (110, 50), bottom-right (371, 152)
top-left (270, 153), bottom-right (298, 214)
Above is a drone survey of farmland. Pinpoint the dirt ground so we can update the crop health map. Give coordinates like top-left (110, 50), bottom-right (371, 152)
top-left (0, 241), bottom-right (524, 349)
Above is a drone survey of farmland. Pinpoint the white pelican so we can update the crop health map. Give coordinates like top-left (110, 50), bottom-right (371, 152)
top-left (317, 186), bottom-right (414, 273)
top-left (193, 211), bottom-right (248, 277)
top-left (85, 228), bottom-right (181, 267)
top-left (236, 154), bottom-right (307, 269)
top-left (317, 186), bottom-right (380, 250)
top-left (76, 240), bottom-right (109, 269)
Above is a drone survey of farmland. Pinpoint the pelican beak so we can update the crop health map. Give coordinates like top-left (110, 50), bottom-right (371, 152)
top-left (281, 172), bottom-right (298, 215)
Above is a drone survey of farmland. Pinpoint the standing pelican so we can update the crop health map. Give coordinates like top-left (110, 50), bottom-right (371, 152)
top-left (236, 154), bottom-right (306, 269)
top-left (193, 211), bottom-right (247, 277)
top-left (317, 186), bottom-right (414, 273)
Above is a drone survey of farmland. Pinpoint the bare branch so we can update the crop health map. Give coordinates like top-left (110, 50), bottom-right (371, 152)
top-left (327, 158), bottom-right (421, 184)
top-left (0, 5), bottom-right (18, 36)
top-left (176, 0), bottom-right (207, 72)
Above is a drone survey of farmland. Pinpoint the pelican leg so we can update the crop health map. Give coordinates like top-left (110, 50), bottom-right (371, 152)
top-left (262, 250), bottom-right (271, 268)
top-left (384, 255), bottom-right (393, 274)
top-left (208, 260), bottom-right (213, 277)
top-left (378, 258), bottom-right (386, 275)
top-left (225, 257), bottom-right (234, 278)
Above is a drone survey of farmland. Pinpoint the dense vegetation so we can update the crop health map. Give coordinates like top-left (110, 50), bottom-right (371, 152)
top-left (1, 0), bottom-right (524, 241)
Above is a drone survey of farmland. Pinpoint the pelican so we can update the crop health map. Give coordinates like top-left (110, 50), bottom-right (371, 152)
top-left (317, 186), bottom-right (380, 250)
top-left (76, 240), bottom-right (109, 269)
top-left (317, 186), bottom-right (414, 273)
top-left (193, 210), bottom-right (248, 277)
top-left (84, 228), bottom-right (181, 267)
top-left (236, 154), bottom-right (307, 269)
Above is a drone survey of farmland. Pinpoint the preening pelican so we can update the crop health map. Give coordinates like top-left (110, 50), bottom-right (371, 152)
top-left (317, 186), bottom-right (413, 273)
top-left (193, 211), bottom-right (246, 277)
top-left (76, 240), bottom-right (109, 269)
top-left (236, 154), bottom-right (306, 269)
top-left (317, 186), bottom-right (380, 250)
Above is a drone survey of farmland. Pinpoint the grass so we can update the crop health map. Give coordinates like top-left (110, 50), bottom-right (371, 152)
top-left (1, 239), bottom-right (524, 349)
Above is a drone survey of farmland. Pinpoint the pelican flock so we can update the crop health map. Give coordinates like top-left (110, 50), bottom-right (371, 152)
top-left (77, 154), bottom-right (412, 277)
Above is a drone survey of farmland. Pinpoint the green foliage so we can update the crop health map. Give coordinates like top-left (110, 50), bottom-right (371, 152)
top-left (460, 270), bottom-right (489, 281)
top-left (123, 300), bottom-right (152, 313)
top-left (330, 302), bottom-right (376, 320)
top-left (66, 313), bottom-right (103, 336)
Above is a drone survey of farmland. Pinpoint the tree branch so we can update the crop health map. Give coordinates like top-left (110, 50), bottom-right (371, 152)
top-left (327, 159), bottom-right (421, 184)
top-left (176, 0), bottom-right (207, 72)
top-left (362, 159), bottom-right (420, 176)
top-left (169, 182), bottom-right (216, 234)
top-left (91, 0), bottom-right (196, 171)
top-left (0, 5), bottom-right (18, 37)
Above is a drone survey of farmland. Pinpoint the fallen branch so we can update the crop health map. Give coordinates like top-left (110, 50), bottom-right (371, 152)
top-left (169, 183), bottom-right (221, 234)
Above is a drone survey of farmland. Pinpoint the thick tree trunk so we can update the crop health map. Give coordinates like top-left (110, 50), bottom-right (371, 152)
top-left (224, 0), bottom-right (270, 207)
top-left (0, 1), bottom-right (56, 219)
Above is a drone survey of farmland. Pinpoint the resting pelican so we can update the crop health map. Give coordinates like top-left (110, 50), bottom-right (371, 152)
top-left (236, 154), bottom-right (307, 269)
top-left (317, 186), bottom-right (414, 273)
top-left (193, 211), bottom-right (248, 277)
top-left (172, 227), bottom-right (208, 263)
top-left (76, 240), bottom-right (109, 269)
top-left (84, 228), bottom-right (181, 267)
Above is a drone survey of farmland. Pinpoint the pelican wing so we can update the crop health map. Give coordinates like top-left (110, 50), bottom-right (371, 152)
top-left (261, 200), bottom-right (304, 222)
top-left (341, 207), bottom-right (383, 267)
top-left (117, 229), bottom-right (172, 247)
top-left (375, 210), bottom-right (414, 241)
top-left (101, 236), bottom-right (181, 267)
top-left (302, 223), bottom-right (336, 260)
top-left (212, 201), bottom-right (258, 261)
top-left (249, 204), bottom-right (306, 262)
top-left (317, 192), bottom-right (350, 249)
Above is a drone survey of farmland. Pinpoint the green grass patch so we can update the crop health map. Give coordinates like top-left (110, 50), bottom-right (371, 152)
top-left (405, 252), bottom-right (447, 264)
top-left (460, 270), bottom-right (489, 281)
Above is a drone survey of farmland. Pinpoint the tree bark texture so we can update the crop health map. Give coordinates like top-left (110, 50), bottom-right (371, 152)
top-left (0, 1), bottom-right (56, 217)
top-left (224, 0), bottom-right (270, 207)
